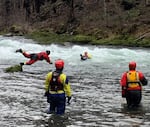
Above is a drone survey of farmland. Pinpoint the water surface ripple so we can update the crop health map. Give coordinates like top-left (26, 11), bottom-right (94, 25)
top-left (0, 36), bottom-right (150, 127)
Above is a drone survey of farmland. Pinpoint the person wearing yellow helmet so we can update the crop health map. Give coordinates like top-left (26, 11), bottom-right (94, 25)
top-left (44, 59), bottom-right (72, 115)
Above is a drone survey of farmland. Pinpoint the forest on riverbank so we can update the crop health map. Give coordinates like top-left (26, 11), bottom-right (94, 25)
top-left (0, 0), bottom-right (150, 47)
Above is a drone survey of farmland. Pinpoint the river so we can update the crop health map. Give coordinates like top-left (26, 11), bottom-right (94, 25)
top-left (0, 36), bottom-right (150, 127)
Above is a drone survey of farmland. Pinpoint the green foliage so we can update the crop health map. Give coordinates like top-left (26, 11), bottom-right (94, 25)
top-left (5, 65), bottom-right (22, 73)
top-left (25, 30), bottom-right (150, 48)
top-left (70, 35), bottom-right (93, 44)
top-left (26, 31), bottom-right (67, 44)
top-left (135, 39), bottom-right (150, 47)
top-left (26, 31), bottom-right (95, 45)
top-left (93, 35), bottom-right (143, 47)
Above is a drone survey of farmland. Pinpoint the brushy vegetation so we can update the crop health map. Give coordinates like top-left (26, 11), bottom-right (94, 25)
top-left (25, 31), bottom-right (95, 45)
top-left (25, 30), bottom-right (150, 48)
top-left (1, 0), bottom-right (150, 48)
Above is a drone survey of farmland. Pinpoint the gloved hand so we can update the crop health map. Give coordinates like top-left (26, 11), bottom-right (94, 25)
top-left (44, 91), bottom-right (51, 103)
top-left (20, 62), bottom-right (24, 66)
top-left (67, 96), bottom-right (71, 105)
top-left (44, 91), bottom-right (49, 97)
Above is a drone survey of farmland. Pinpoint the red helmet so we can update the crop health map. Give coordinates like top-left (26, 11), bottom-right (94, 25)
top-left (129, 61), bottom-right (136, 70)
top-left (55, 59), bottom-right (64, 69)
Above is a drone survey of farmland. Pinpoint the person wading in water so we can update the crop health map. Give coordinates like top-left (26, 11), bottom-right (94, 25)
top-left (120, 61), bottom-right (148, 108)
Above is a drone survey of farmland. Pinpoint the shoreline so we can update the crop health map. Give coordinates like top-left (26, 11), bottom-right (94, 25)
top-left (1, 31), bottom-right (150, 48)
top-left (25, 31), bottom-right (150, 48)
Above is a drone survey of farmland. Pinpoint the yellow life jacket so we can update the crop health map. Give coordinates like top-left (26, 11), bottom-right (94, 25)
top-left (88, 54), bottom-right (92, 59)
top-left (127, 71), bottom-right (141, 88)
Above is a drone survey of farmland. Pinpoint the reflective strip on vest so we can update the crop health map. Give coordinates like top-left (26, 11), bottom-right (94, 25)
top-left (127, 71), bottom-right (140, 88)
top-left (49, 90), bottom-right (64, 94)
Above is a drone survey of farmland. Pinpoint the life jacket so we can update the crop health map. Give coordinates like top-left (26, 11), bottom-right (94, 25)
top-left (49, 71), bottom-right (63, 91)
top-left (127, 71), bottom-right (141, 89)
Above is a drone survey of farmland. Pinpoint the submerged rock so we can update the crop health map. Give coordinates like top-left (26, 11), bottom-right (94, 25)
top-left (5, 65), bottom-right (22, 73)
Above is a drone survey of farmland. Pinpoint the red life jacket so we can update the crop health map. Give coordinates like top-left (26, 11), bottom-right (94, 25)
top-left (49, 71), bottom-right (63, 91)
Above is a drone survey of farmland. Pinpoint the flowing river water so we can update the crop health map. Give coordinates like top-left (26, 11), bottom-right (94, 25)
top-left (0, 36), bottom-right (150, 127)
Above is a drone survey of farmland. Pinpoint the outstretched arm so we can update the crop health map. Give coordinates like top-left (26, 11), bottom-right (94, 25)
top-left (44, 55), bottom-right (51, 64)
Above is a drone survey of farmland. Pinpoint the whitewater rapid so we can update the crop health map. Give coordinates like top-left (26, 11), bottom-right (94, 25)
top-left (0, 36), bottom-right (150, 127)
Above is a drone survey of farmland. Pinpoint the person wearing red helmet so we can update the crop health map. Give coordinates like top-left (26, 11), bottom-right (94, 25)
top-left (16, 49), bottom-right (52, 65)
top-left (120, 61), bottom-right (148, 108)
top-left (44, 59), bottom-right (72, 115)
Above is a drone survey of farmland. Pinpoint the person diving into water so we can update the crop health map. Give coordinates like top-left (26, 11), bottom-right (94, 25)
top-left (16, 49), bottom-right (53, 66)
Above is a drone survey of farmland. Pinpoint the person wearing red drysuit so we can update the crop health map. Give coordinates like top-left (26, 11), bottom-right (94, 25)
top-left (120, 61), bottom-right (148, 108)
top-left (16, 49), bottom-right (52, 65)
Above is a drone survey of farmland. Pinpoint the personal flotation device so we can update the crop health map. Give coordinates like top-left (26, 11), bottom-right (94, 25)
top-left (49, 71), bottom-right (63, 91)
top-left (127, 71), bottom-right (141, 89)
top-left (87, 54), bottom-right (92, 59)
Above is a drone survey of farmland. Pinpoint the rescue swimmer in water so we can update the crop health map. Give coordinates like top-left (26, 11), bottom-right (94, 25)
top-left (15, 49), bottom-right (53, 66)
top-left (80, 51), bottom-right (92, 60)
top-left (120, 61), bottom-right (148, 108)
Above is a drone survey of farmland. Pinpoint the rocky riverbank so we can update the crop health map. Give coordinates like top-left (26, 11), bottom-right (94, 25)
top-left (0, 0), bottom-right (150, 47)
